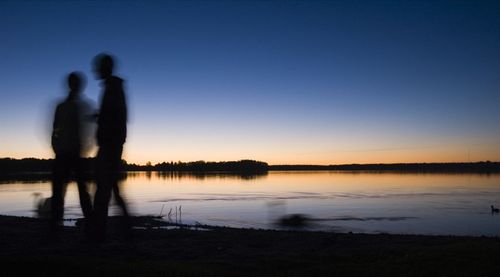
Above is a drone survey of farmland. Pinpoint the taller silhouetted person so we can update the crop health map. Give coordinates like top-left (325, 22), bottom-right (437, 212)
top-left (51, 72), bottom-right (93, 237)
top-left (92, 53), bottom-right (130, 241)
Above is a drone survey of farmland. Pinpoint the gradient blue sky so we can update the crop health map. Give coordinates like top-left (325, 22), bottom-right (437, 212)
top-left (1, 0), bottom-right (500, 164)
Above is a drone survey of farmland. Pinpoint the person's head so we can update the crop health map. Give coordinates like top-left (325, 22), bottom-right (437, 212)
top-left (93, 53), bottom-right (115, 79)
top-left (68, 71), bottom-right (86, 92)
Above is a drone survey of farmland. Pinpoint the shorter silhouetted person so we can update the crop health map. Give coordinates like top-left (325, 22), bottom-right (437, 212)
top-left (92, 53), bottom-right (130, 241)
top-left (51, 72), bottom-right (94, 236)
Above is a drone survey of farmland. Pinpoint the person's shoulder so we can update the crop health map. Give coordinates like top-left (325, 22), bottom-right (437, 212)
top-left (113, 76), bottom-right (123, 82)
top-left (108, 76), bottom-right (124, 86)
top-left (55, 98), bottom-right (68, 110)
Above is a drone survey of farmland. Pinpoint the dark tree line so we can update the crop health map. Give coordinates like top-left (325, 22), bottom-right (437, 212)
top-left (125, 159), bottom-right (269, 173)
top-left (2, 158), bottom-right (500, 175)
top-left (270, 162), bottom-right (500, 173)
top-left (0, 158), bottom-right (268, 174)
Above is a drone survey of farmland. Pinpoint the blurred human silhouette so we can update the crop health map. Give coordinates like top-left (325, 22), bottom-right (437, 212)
top-left (51, 72), bottom-right (94, 235)
top-left (91, 53), bottom-right (130, 241)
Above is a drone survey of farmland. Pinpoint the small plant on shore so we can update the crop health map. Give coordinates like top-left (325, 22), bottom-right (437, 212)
top-left (166, 205), bottom-right (182, 224)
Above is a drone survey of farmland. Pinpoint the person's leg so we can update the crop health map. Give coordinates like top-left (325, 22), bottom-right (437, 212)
top-left (109, 146), bottom-right (131, 236)
top-left (74, 156), bottom-right (92, 218)
top-left (51, 155), bottom-right (69, 235)
top-left (109, 145), bottom-right (127, 217)
top-left (113, 181), bottom-right (129, 217)
top-left (93, 147), bottom-right (113, 241)
top-left (108, 145), bottom-right (125, 215)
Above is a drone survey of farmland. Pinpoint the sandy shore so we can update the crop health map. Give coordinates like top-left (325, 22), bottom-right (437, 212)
top-left (0, 215), bottom-right (499, 276)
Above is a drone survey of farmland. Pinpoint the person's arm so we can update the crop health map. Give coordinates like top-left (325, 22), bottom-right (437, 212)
top-left (51, 105), bottom-right (61, 154)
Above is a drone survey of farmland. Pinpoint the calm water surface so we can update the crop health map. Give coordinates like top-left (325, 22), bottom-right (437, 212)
top-left (1, 171), bottom-right (499, 236)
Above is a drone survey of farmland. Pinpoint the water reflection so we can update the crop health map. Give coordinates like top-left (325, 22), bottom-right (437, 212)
top-left (153, 171), bottom-right (268, 180)
top-left (0, 173), bottom-right (53, 184)
top-left (0, 170), bottom-right (268, 185)
top-left (0, 171), bottom-right (499, 236)
top-left (110, 171), bottom-right (268, 181)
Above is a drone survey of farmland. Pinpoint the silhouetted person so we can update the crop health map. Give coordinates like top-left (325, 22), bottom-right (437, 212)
top-left (51, 72), bottom-right (93, 236)
top-left (92, 53), bottom-right (130, 241)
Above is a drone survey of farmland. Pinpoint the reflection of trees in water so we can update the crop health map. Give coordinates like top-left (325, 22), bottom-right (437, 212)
top-left (0, 173), bottom-right (83, 184)
top-left (5, 158), bottom-right (500, 183)
top-left (125, 171), bottom-right (268, 181)
top-left (0, 170), bottom-right (268, 183)
top-left (125, 160), bottom-right (270, 180)
top-left (1, 158), bottom-right (269, 182)
top-left (154, 171), bottom-right (268, 180)
top-left (0, 173), bottom-right (52, 184)
top-left (0, 172), bottom-right (95, 184)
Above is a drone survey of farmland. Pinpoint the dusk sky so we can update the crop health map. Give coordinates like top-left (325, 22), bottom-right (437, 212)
top-left (1, 0), bottom-right (500, 164)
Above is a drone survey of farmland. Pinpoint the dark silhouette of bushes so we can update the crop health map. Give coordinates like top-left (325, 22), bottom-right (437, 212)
top-left (0, 158), bottom-right (268, 174)
top-left (125, 159), bottom-right (269, 173)
top-left (270, 162), bottom-right (500, 173)
top-left (2, 158), bottom-right (500, 176)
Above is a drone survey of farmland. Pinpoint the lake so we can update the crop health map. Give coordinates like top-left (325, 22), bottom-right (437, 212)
top-left (0, 171), bottom-right (499, 236)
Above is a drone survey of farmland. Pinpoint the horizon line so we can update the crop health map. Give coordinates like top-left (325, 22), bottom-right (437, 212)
top-left (1, 157), bottom-right (498, 167)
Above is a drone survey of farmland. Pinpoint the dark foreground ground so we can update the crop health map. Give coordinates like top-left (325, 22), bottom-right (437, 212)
top-left (0, 215), bottom-right (499, 276)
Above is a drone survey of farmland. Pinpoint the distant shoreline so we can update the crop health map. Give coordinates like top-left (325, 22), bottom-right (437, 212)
top-left (1, 157), bottom-right (500, 175)
top-left (269, 162), bottom-right (500, 173)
